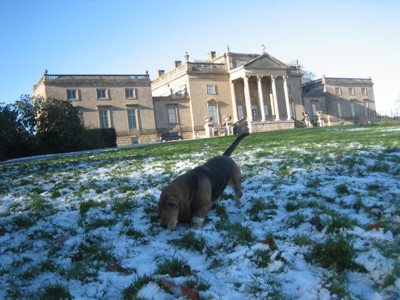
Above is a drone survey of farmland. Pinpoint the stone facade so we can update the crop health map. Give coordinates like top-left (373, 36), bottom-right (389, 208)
top-left (32, 51), bottom-right (378, 147)
top-left (33, 72), bottom-right (157, 146)
top-left (302, 76), bottom-right (376, 125)
top-left (152, 51), bottom-right (305, 137)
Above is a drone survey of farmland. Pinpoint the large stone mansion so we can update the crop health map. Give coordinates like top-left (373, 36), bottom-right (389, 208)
top-left (32, 50), bottom-right (376, 146)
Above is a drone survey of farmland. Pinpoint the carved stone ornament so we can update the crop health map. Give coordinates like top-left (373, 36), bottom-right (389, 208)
top-left (204, 116), bottom-right (212, 123)
top-left (223, 115), bottom-right (232, 122)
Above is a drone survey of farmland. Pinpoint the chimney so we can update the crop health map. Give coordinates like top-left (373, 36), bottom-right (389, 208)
top-left (157, 70), bottom-right (165, 77)
top-left (173, 61), bottom-right (181, 68)
top-left (208, 51), bottom-right (216, 60)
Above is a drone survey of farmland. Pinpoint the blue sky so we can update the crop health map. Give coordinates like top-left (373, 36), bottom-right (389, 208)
top-left (1, 0), bottom-right (399, 113)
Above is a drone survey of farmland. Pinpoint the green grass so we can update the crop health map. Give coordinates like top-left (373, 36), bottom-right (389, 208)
top-left (79, 199), bottom-right (107, 218)
top-left (284, 201), bottom-right (298, 212)
top-left (169, 231), bottom-right (206, 252)
top-left (309, 233), bottom-right (356, 271)
top-left (252, 249), bottom-right (272, 268)
top-left (39, 283), bottom-right (72, 300)
top-left (335, 183), bottom-right (350, 195)
top-left (245, 273), bottom-right (282, 299)
top-left (226, 222), bottom-right (256, 247)
top-left (123, 274), bottom-right (155, 300)
top-left (112, 198), bottom-right (136, 215)
top-left (184, 275), bottom-right (211, 292)
top-left (247, 198), bottom-right (275, 221)
top-left (324, 273), bottom-right (351, 299)
top-left (122, 255), bottom-right (209, 299)
top-left (382, 260), bottom-right (400, 289)
top-left (28, 194), bottom-right (51, 212)
top-left (324, 210), bottom-right (359, 234)
top-left (63, 235), bottom-right (117, 282)
top-left (12, 213), bottom-right (38, 229)
top-left (1, 124), bottom-right (400, 299)
top-left (155, 256), bottom-right (192, 277)
top-left (125, 227), bottom-right (146, 240)
top-left (292, 234), bottom-right (311, 247)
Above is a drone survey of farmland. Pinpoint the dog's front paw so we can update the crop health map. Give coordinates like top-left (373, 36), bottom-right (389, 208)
top-left (191, 216), bottom-right (205, 228)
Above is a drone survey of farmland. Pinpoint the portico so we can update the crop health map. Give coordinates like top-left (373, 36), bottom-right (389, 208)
top-left (228, 53), bottom-right (298, 132)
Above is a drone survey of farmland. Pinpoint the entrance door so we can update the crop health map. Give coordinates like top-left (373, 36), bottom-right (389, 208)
top-left (252, 104), bottom-right (258, 121)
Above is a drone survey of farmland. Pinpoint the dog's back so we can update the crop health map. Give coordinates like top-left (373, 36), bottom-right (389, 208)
top-left (195, 156), bottom-right (233, 201)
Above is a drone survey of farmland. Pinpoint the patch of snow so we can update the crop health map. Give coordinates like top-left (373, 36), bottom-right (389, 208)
top-left (0, 126), bottom-right (399, 299)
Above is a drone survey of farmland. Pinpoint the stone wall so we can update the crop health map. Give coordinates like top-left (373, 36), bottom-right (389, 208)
top-left (116, 133), bottom-right (159, 146)
top-left (251, 120), bottom-right (295, 133)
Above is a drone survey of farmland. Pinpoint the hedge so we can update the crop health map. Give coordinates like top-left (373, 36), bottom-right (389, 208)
top-left (83, 128), bottom-right (117, 150)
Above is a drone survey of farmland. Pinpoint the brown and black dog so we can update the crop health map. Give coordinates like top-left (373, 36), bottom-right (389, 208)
top-left (158, 132), bottom-right (249, 229)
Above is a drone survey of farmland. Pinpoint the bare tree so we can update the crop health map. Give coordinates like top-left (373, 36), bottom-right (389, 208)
top-left (287, 60), bottom-right (316, 84)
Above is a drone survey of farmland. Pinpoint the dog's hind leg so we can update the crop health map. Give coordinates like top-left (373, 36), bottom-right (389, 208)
top-left (229, 163), bottom-right (243, 207)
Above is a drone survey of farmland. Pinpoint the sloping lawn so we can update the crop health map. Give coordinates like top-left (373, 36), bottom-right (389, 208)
top-left (0, 124), bottom-right (399, 299)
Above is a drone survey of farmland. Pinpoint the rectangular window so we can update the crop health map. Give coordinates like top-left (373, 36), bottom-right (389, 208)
top-left (208, 105), bottom-right (218, 124)
top-left (361, 87), bottom-right (368, 96)
top-left (131, 137), bottom-right (139, 145)
top-left (207, 85), bottom-right (217, 95)
top-left (351, 102), bottom-right (356, 117)
top-left (251, 104), bottom-right (258, 121)
top-left (311, 102), bottom-right (318, 115)
top-left (337, 103), bottom-right (342, 118)
top-left (168, 107), bottom-right (177, 124)
top-left (97, 89), bottom-right (107, 99)
top-left (127, 109), bottom-right (137, 130)
top-left (237, 105), bottom-right (244, 119)
top-left (67, 89), bottom-right (77, 100)
top-left (335, 87), bottom-right (342, 95)
top-left (363, 100), bottom-right (369, 115)
top-left (99, 110), bottom-right (109, 128)
top-left (348, 88), bottom-right (355, 95)
top-left (264, 104), bottom-right (270, 116)
top-left (125, 88), bottom-right (138, 99)
top-left (78, 110), bottom-right (84, 125)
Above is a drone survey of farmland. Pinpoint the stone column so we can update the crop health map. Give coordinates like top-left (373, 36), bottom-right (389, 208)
top-left (271, 76), bottom-right (280, 120)
top-left (257, 75), bottom-right (266, 121)
top-left (189, 96), bottom-right (196, 138)
top-left (283, 76), bottom-right (292, 120)
top-left (230, 81), bottom-right (239, 122)
top-left (243, 75), bottom-right (253, 122)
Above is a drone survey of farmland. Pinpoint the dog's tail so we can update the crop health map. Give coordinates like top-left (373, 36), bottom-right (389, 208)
top-left (222, 133), bottom-right (250, 157)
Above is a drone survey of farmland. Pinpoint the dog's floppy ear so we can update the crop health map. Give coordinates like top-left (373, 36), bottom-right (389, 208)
top-left (177, 196), bottom-right (184, 214)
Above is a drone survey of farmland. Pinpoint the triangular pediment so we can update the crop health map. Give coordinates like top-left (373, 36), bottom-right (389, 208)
top-left (207, 98), bottom-right (219, 104)
top-left (244, 53), bottom-right (287, 69)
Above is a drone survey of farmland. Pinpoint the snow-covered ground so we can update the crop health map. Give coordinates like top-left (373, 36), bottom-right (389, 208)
top-left (0, 126), bottom-right (399, 299)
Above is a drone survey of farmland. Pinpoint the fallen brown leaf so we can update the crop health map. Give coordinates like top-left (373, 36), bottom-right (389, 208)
top-left (181, 285), bottom-right (201, 300)
top-left (366, 223), bottom-right (382, 231)
top-left (161, 278), bottom-right (178, 288)
top-left (161, 279), bottom-right (201, 300)
top-left (107, 262), bottom-right (132, 275)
